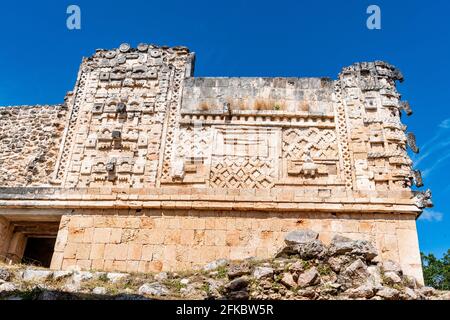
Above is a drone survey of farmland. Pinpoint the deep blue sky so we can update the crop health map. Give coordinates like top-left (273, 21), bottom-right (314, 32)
top-left (0, 0), bottom-right (448, 257)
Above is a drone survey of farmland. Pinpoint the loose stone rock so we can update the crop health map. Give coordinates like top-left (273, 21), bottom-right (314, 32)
top-left (72, 271), bottom-right (93, 283)
top-left (93, 287), bottom-right (107, 295)
top-left (0, 268), bottom-right (11, 281)
top-left (383, 271), bottom-right (402, 284)
top-left (228, 290), bottom-right (249, 300)
top-left (328, 235), bottom-right (377, 261)
top-left (418, 286), bottom-right (435, 297)
top-left (204, 278), bottom-right (224, 298)
top-left (225, 277), bottom-right (248, 292)
top-left (295, 240), bottom-right (327, 260)
top-left (107, 272), bottom-right (129, 283)
top-left (138, 283), bottom-right (169, 296)
top-left (403, 287), bottom-right (418, 300)
top-left (340, 259), bottom-right (369, 287)
top-left (284, 230), bottom-right (319, 246)
top-left (366, 265), bottom-right (383, 287)
top-left (253, 267), bottom-right (274, 280)
top-left (327, 256), bottom-right (345, 273)
top-left (0, 282), bottom-right (16, 292)
top-left (22, 269), bottom-right (53, 282)
top-left (53, 270), bottom-right (73, 281)
top-left (297, 267), bottom-right (320, 288)
top-left (345, 283), bottom-right (375, 299)
top-left (288, 261), bottom-right (304, 273)
top-left (203, 259), bottom-right (228, 272)
top-left (376, 287), bottom-right (400, 300)
top-left (280, 272), bottom-right (297, 288)
top-left (227, 263), bottom-right (251, 279)
top-left (279, 230), bottom-right (326, 259)
top-left (154, 272), bottom-right (168, 282)
top-left (380, 260), bottom-right (402, 274)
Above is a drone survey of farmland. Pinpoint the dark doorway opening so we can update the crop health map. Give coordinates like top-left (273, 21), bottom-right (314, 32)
top-left (22, 237), bottom-right (56, 268)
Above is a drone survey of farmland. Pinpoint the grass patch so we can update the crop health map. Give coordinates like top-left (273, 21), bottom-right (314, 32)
top-left (215, 266), bottom-right (228, 279)
top-left (273, 274), bottom-right (283, 283)
top-left (201, 282), bottom-right (210, 294)
top-left (301, 260), bottom-right (311, 270)
top-left (98, 273), bottom-right (109, 282)
top-left (317, 264), bottom-right (332, 276)
top-left (163, 279), bottom-right (186, 293)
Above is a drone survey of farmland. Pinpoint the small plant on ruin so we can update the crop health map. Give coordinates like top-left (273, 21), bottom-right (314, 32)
top-left (402, 276), bottom-right (416, 289)
top-left (164, 279), bottom-right (186, 293)
top-left (271, 281), bottom-right (283, 291)
top-left (317, 264), bottom-right (332, 276)
top-left (98, 273), bottom-right (109, 282)
top-left (201, 282), bottom-right (210, 294)
top-left (392, 283), bottom-right (404, 291)
top-left (274, 273), bottom-right (283, 283)
top-left (301, 260), bottom-right (311, 270)
top-left (216, 266), bottom-right (228, 279)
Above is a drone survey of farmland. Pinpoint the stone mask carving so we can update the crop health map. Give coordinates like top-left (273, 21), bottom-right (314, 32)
top-left (413, 189), bottom-right (433, 209)
top-left (400, 101), bottom-right (413, 116)
top-left (106, 158), bottom-right (117, 172)
top-left (412, 170), bottom-right (423, 187)
top-left (116, 103), bottom-right (126, 114)
top-left (406, 132), bottom-right (419, 153)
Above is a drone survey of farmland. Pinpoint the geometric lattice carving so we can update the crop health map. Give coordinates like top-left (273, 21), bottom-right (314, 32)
top-left (176, 126), bottom-right (211, 159)
top-left (55, 71), bottom-right (88, 183)
top-left (335, 83), bottom-right (354, 190)
top-left (210, 156), bottom-right (275, 188)
top-left (160, 68), bottom-right (185, 182)
top-left (283, 128), bottom-right (338, 160)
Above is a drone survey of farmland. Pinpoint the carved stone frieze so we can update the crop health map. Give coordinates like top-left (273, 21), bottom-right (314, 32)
top-left (0, 48), bottom-right (429, 210)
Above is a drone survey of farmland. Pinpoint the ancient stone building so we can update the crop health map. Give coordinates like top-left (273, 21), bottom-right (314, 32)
top-left (0, 43), bottom-right (432, 283)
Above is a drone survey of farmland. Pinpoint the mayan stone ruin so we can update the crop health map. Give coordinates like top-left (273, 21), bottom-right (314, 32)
top-left (0, 43), bottom-right (432, 284)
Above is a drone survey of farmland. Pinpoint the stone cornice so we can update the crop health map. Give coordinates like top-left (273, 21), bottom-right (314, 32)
top-left (0, 187), bottom-right (421, 214)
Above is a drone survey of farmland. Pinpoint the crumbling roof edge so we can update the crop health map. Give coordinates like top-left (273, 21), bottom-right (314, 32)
top-left (0, 104), bottom-right (64, 109)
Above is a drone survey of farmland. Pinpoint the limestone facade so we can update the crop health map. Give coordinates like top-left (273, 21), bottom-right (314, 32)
top-left (48, 210), bottom-right (420, 281)
top-left (0, 105), bottom-right (67, 187)
top-left (0, 44), bottom-right (432, 283)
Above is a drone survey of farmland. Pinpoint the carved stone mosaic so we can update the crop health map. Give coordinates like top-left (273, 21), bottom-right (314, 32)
top-left (172, 125), bottom-right (212, 183)
top-left (336, 61), bottom-right (417, 191)
top-left (159, 68), bottom-right (186, 183)
top-left (48, 44), bottom-right (194, 188)
top-left (210, 156), bottom-right (276, 188)
top-left (0, 52), bottom-right (428, 200)
top-left (0, 46), bottom-right (431, 283)
top-left (207, 127), bottom-right (279, 188)
top-left (281, 128), bottom-right (340, 184)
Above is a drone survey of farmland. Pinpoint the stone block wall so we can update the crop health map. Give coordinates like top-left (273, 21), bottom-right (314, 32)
top-left (50, 210), bottom-right (423, 283)
top-left (0, 216), bottom-right (12, 258)
top-left (181, 77), bottom-right (334, 114)
top-left (0, 105), bottom-right (67, 186)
